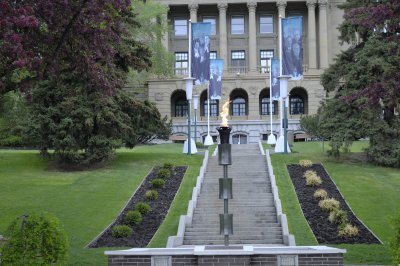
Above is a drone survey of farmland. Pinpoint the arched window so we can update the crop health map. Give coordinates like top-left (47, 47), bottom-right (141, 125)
top-left (260, 97), bottom-right (276, 115)
top-left (232, 97), bottom-right (246, 116)
top-left (232, 134), bottom-right (247, 144)
top-left (290, 96), bottom-right (304, 114)
top-left (203, 99), bottom-right (219, 116)
top-left (175, 97), bottom-right (188, 117)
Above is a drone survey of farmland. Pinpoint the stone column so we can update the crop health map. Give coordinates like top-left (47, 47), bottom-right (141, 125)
top-left (248, 1), bottom-right (257, 74)
top-left (218, 3), bottom-right (228, 71)
top-left (307, 0), bottom-right (317, 69)
top-left (276, 0), bottom-right (287, 18)
top-left (318, 0), bottom-right (329, 68)
top-left (189, 3), bottom-right (198, 23)
top-left (161, 9), bottom-right (169, 51)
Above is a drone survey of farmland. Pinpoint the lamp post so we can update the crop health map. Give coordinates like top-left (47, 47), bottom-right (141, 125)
top-left (193, 94), bottom-right (199, 143)
top-left (184, 77), bottom-right (195, 155)
top-left (274, 75), bottom-right (291, 153)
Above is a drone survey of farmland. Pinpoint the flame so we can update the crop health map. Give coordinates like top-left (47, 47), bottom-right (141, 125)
top-left (220, 100), bottom-right (231, 127)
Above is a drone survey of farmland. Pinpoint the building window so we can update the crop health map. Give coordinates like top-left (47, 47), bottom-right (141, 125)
top-left (231, 50), bottom-right (246, 73)
top-left (210, 51), bottom-right (217, 60)
top-left (175, 52), bottom-right (188, 75)
top-left (260, 50), bottom-right (274, 73)
top-left (231, 15), bottom-right (245, 34)
top-left (260, 15), bottom-right (273, 34)
top-left (232, 97), bottom-right (246, 116)
top-left (290, 96), bottom-right (304, 114)
top-left (232, 134), bottom-right (247, 144)
top-left (175, 98), bottom-right (188, 117)
top-left (174, 18), bottom-right (188, 36)
top-left (203, 16), bottom-right (217, 35)
top-left (260, 97), bottom-right (275, 115)
top-left (203, 99), bottom-right (219, 116)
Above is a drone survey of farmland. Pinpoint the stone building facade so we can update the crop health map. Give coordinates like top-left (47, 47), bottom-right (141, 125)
top-left (147, 0), bottom-right (346, 144)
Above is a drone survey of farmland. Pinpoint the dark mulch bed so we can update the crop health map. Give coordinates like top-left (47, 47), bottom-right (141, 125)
top-left (88, 166), bottom-right (187, 248)
top-left (287, 164), bottom-right (381, 244)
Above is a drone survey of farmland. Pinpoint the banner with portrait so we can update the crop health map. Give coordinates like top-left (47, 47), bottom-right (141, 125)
top-left (282, 16), bottom-right (303, 80)
top-left (271, 58), bottom-right (280, 100)
top-left (191, 22), bottom-right (211, 85)
top-left (209, 59), bottom-right (224, 100)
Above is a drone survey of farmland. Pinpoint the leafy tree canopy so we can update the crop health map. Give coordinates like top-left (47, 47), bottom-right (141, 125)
top-left (320, 0), bottom-right (400, 167)
top-left (0, 0), bottom-right (171, 166)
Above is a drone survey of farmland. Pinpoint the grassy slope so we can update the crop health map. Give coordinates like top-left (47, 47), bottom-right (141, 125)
top-left (0, 144), bottom-right (203, 265)
top-left (270, 141), bottom-right (399, 264)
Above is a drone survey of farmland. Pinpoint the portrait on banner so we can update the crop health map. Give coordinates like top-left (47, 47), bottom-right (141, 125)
top-left (191, 23), bottom-right (211, 85)
top-left (282, 16), bottom-right (303, 80)
top-left (209, 59), bottom-right (224, 100)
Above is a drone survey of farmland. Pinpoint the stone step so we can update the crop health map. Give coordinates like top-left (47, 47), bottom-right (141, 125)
top-left (182, 239), bottom-right (284, 245)
top-left (185, 227), bottom-right (282, 233)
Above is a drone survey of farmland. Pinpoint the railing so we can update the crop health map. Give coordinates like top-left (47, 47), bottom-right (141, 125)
top-left (172, 64), bottom-right (309, 78)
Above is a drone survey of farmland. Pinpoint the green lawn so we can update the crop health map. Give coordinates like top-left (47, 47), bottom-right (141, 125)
top-left (0, 144), bottom-right (203, 265)
top-left (270, 141), bottom-right (400, 264)
top-left (1, 142), bottom-right (399, 265)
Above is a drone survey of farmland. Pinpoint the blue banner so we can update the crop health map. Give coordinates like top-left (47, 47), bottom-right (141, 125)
top-left (282, 16), bottom-right (303, 80)
top-left (209, 59), bottom-right (224, 100)
top-left (192, 23), bottom-right (211, 85)
top-left (271, 59), bottom-right (280, 100)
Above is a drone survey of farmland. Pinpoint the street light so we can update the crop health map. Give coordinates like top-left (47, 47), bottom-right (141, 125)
top-left (193, 94), bottom-right (199, 143)
top-left (274, 75), bottom-right (291, 153)
top-left (183, 77), bottom-right (197, 155)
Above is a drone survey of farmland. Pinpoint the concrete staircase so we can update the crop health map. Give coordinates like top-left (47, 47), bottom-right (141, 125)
top-left (182, 144), bottom-right (285, 246)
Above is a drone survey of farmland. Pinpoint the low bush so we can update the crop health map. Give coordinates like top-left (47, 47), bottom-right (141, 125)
top-left (162, 162), bottom-right (175, 171)
top-left (313, 189), bottom-right (328, 200)
top-left (112, 225), bottom-right (132, 238)
top-left (145, 190), bottom-right (159, 201)
top-left (124, 210), bottom-right (142, 226)
top-left (390, 212), bottom-right (400, 265)
top-left (319, 198), bottom-right (340, 212)
top-left (151, 178), bottom-right (165, 189)
top-left (306, 174), bottom-right (322, 187)
top-left (157, 168), bottom-right (171, 179)
top-left (135, 202), bottom-right (151, 215)
top-left (328, 209), bottom-right (348, 224)
top-left (196, 142), bottom-right (205, 149)
top-left (299, 159), bottom-right (313, 168)
top-left (303, 170), bottom-right (317, 179)
top-left (338, 223), bottom-right (359, 237)
top-left (0, 212), bottom-right (68, 265)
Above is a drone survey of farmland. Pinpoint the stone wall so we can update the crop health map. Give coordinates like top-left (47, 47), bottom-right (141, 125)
top-left (107, 253), bottom-right (344, 266)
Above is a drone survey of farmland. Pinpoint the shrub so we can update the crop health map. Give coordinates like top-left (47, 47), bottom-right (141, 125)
top-left (390, 212), bottom-right (400, 265)
top-left (124, 210), bottom-right (142, 225)
top-left (145, 190), bottom-right (159, 201)
top-left (151, 178), bottom-right (165, 189)
top-left (328, 209), bottom-right (348, 224)
top-left (135, 202), bottom-right (151, 215)
top-left (0, 212), bottom-right (68, 265)
top-left (112, 225), bottom-right (132, 238)
top-left (338, 223), bottom-right (359, 237)
top-left (306, 174), bottom-right (322, 187)
top-left (157, 168), bottom-right (171, 179)
top-left (162, 162), bottom-right (175, 171)
top-left (319, 198), bottom-right (340, 212)
top-left (196, 142), bottom-right (205, 149)
top-left (299, 159), bottom-right (313, 168)
top-left (313, 189), bottom-right (328, 200)
top-left (303, 170), bottom-right (317, 179)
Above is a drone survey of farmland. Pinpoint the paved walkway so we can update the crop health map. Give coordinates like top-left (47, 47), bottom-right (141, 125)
top-left (182, 144), bottom-right (285, 246)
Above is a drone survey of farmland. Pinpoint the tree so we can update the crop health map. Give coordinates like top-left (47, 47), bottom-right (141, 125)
top-left (1, 212), bottom-right (68, 265)
top-left (320, 0), bottom-right (400, 167)
top-left (0, 1), bottom-right (171, 165)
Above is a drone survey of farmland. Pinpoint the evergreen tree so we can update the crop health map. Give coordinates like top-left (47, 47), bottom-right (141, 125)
top-left (0, 0), bottom-right (171, 165)
top-left (320, 0), bottom-right (400, 167)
